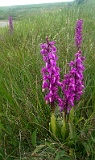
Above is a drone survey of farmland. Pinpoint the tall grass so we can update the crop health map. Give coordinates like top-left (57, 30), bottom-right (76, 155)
top-left (0, 0), bottom-right (95, 159)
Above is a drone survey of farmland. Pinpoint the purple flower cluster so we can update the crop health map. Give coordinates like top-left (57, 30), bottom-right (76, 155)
top-left (58, 19), bottom-right (84, 112)
top-left (75, 19), bottom-right (83, 50)
top-left (40, 37), bottom-right (61, 106)
top-left (40, 19), bottom-right (85, 114)
top-left (60, 50), bottom-right (85, 112)
top-left (9, 16), bottom-right (13, 32)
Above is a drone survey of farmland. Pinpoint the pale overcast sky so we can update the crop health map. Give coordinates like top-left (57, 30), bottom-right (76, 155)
top-left (0, 0), bottom-right (74, 6)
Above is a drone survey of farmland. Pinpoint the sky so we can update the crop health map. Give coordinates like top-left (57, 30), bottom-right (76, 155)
top-left (0, 0), bottom-right (74, 7)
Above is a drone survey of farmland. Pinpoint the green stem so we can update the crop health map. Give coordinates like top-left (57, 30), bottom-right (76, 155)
top-left (51, 102), bottom-right (55, 113)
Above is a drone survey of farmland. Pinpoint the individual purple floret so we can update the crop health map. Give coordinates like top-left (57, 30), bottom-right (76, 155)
top-left (40, 37), bottom-right (61, 112)
top-left (9, 16), bottom-right (13, 32)
top-left (75, 19), bottom-right (83, 50)
top-left (60, 50), bottom-right (85, 113)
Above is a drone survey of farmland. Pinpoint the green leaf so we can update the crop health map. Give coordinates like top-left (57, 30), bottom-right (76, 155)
top-left (45, 141), bottom-right (56, 151)
top-left (31, 144), bottom-right (45, 156)
top-left (82, 142), bottom-right (91, 157)
top-left (61, 118), bottom-right (67, 140)
top-left (68, 121), bottom-right (76, 140)
top-left (49, 113), bottom-right (57, 136)
top-left (69, 148), bottom-right (74, 156)
top-left (55, 150), bottom-right (72, 160)
top-left (69, 107), bottom-right (74, 122)
top-left (31, 129), bottom-right (37, 146)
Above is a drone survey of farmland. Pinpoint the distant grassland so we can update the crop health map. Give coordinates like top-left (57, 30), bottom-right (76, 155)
top-left (0, 2), bottom-right (71, 20)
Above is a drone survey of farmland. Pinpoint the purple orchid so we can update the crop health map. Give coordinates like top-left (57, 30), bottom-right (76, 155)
top-left (9, 16), bottom-right (13, 32)
top-left (60, 50), bottom-right (85, 113)
top-left (75, 19), bottom-right (83, 50)
top-left (40, 19), bottom-right (85, 115)
top-left (58, 19), bottom-right (85, 113)
top-left (40, 37), bottom-right (61, 112)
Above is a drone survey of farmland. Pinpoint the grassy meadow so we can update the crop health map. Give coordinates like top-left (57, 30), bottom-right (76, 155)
top-left (0, 0), bottom-right (95, 159)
